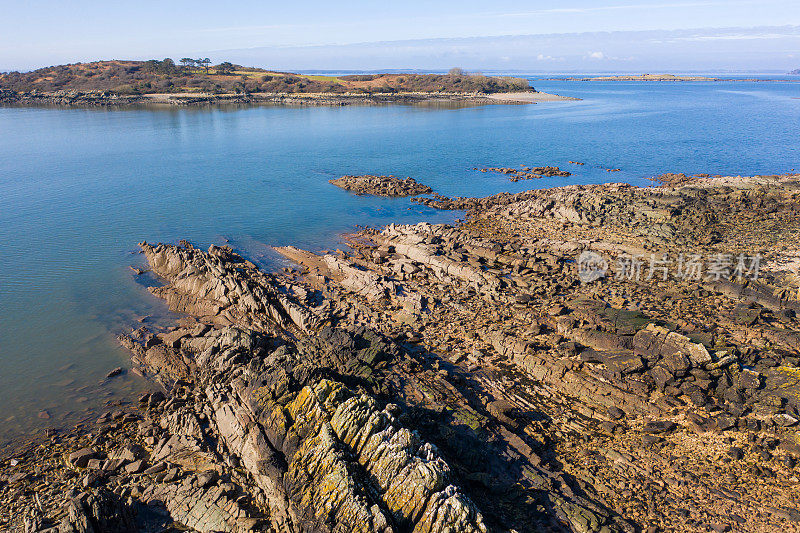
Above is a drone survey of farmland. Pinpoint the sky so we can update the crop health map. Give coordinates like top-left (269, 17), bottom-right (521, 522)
top-left (1, 0), bottom-right (799, 71)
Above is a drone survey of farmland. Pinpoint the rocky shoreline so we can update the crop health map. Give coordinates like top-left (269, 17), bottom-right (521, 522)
top-left (3, 173), bottom-right (800, 532)
top-left (0, 89), bottom-right (570, 109)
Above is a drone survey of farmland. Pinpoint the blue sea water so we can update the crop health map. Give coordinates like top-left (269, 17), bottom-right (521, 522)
top-left (0, 77), bottom-right (799, 446)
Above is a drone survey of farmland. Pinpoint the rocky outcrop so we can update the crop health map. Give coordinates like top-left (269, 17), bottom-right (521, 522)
top-left (87, 242), bottom-right (491, 533)
top-left (8, 173), bottom-right (800, 532)
top-left (57, 489), bottom-right (139, 533)
top-left (276, 380), bottom-right (486, 532)
top-left (289, 173), bottom-right (800, 531)
top-left (475, 166), bottom-right (572, 182)
top-left (141, 242), bottom-right (320, 336)
top-left (329, 175), bottom-right (433, 197)
top-left (110, 241), bottom-right (633, 532)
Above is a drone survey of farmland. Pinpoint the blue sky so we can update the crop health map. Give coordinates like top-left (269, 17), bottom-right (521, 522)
top-left (1, 0), bottom-right (799, 71)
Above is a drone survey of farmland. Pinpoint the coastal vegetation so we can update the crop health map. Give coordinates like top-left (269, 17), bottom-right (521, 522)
top-left (0, 59), bottom-right (533, 96)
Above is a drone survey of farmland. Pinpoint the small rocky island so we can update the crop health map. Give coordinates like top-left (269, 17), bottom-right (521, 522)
top-left (3, 172), bottom-right (800, 532)
top-left (550, 73), bottom-right (800, 83)
top-left (559, 74), bottom-right (719, 81)
top-left (329, 175), bottom-right (434, 196)
top-left (476, 165), bottom-right (572, 182)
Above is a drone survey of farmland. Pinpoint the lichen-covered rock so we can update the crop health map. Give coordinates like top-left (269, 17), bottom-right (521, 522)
top-left (276, 380), bottom-right (486, 533)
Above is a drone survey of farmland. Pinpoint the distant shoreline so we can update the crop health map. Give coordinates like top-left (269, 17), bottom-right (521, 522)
top-left (545, 73), bottom-right (800, 82)
top-left (0, 89), bottom-right (579, 108)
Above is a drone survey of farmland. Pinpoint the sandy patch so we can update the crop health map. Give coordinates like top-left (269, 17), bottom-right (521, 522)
top-left (486, 91), bottom-right (581, 103)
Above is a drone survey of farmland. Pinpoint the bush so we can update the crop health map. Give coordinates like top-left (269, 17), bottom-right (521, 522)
top-left (340, 74), bottom-right (378, 81)
top-left (112, 84), bottom-right (137, 95)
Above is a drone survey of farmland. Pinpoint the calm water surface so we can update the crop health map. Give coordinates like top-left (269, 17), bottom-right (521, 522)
top-left (1, 78), bottom-right (799, 447)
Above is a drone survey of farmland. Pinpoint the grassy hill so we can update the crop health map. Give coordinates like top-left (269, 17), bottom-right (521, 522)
top-left (0, 60), bottom-right (533, 95)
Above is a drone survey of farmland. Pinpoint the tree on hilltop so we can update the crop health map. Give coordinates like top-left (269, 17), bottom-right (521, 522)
top-left (198, 58), bottom-right (211, 74)
top-left (142, 58), bottom-right (181, 76)
top-left (217, 62), bottom-right (235, 75)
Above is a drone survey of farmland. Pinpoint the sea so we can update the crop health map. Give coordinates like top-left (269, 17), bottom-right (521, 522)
top-left (0, 74), bottom-right (798, 448)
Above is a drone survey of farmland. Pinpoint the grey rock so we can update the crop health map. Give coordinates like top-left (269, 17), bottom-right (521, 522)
top-left (144, 462), bottom-right (167, 475)
top-left (197, 469), bottom-right (219, 488)
top-left (774, 413), bottom-right (799, 427)
top-left (68, 448), bottom-right (98, 469)
top-left (124, 459), bottom-right (146, 474)
top-left (607, 406), bottom-right (625, 420)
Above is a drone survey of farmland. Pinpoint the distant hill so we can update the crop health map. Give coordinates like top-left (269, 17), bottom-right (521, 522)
top-left (790, 69), bottom-right (800, 75)
top-left (0, 60), bottom-right (532, 95)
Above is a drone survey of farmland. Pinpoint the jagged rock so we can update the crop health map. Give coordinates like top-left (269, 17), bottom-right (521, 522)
top-left (68, 449), bottom-right (98, 469)
top-left (774, 414), bottom-right (799, 427)
top-left (607, 407), bottom-right (625, 420)
top-left (275, 379), bottom-right (486, 532)
top-left (124, 460), bottom-right (147, 474)
top-left (739, 369), bottom-right (762, 390)
top-left (604, 353), bottom-right (646, 375)
top-left (58, 490), bottom-right (138, 533)
top-left (141, 242), bottom-right (319, 336)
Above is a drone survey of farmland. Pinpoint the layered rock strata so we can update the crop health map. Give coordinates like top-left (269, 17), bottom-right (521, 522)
top-left (7, 173), bottom-right (800, 532)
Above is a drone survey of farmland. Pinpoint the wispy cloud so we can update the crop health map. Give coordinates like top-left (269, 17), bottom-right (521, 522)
top-left (492, 0), bottom-right (770, 18)
top-left (196, 24), bottom-right (296, 34)
top-left (194, 0), bottom-right (785, 41)
top-left (584, 50), bottom-right (634, 61)
top-left (216, 25), bottom-right (800, 72)
top-left (669, 32), bottom-right (798, 41)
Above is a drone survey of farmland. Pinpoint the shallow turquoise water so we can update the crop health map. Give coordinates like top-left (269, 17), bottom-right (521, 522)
top-left (0, 78), bottom-right (798, 445)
